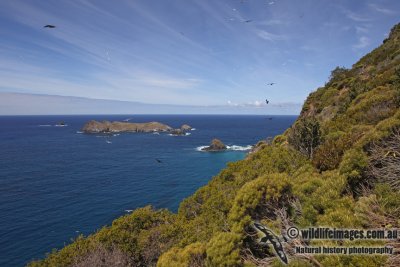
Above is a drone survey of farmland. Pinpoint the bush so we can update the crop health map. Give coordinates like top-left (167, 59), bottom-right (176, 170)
top-left (157, 243), bottom-right (206, 267)
top-left (272, 134), bottom-right (287, 146)
top-left (72, 244), bottom-right (131, 267)
top-left (206, 232), bottom-right (242, 267)
top-left (287, 117), bottom-right (321, 158)
top-left (228, 173), bottom-right (292, 232)
top-left (339, 149), bottom-right (369, 194)
top-left (312, 130), bottom-right (364, 171)
top-left (346, 86), bottom-right (398, 125)
top-left (367, 128), bottom-right (400, 190)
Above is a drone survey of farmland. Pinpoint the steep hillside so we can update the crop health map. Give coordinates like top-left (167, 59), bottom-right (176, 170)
top-left (30, 23), bottom-right (400, 267)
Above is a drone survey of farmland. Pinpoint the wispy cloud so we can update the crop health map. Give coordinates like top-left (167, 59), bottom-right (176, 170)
top-left (353, 36), bottom-right (370, 49)
top-left (256, 30), bottom-right (288, 41)
top-left (342, 9), bottom-right (372, 22)
top-left (256, 19), bottom-right (288, 26)
top-left (355, 25), bottom-right (369, 34)
top-left (227, 100), bottom-right (265, 107)
top-left (368, 4), bottom-right (396, 15)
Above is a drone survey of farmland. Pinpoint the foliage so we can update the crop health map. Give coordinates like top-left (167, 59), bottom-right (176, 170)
top-left (339, 149), bottom-right (369, 194)
top-left (206, 232), bottom-right (242, 267)
top-left (272, 134), bottom-right (287, 146)
top-left (287, 117), bottom-right (321, 158)
top-left (157, 242), bottom-right (206, 267)
top-left (367, 128), bottom-right (400, 189)
top-left (29, 206), bottom-right (180, 267)
top-left (71, 244), bottom-right (131, 267)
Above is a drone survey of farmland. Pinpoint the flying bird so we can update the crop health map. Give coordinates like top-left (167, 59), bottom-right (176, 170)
top-left (244, 20), bottom-right (252, 23)
top-left (43, 25), bottom-right (56, 28)
top-left (267, 83), bottom-right (275, 85)
top-left (266, 99), bottom-right (269, 104)
top-left (155, 159), bottom-right (162, 163)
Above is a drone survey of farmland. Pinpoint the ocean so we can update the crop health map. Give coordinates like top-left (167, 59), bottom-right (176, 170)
top-left (0, 115), bottom-right (296, 266)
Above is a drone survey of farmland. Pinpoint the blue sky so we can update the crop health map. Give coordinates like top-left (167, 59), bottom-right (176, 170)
top-left (0, 0), bottom-right (399, 114)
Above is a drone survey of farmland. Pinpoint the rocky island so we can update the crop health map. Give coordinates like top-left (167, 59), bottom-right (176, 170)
top-left (82, 120), bottom-right (193, 135)
top-left (201, 138), bottom-right (227, 151)
top-left (82, 120), bottom-right (172, 133)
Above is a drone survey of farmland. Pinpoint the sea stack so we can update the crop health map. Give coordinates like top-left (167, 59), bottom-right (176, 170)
top-left (201, 138), bottom-right (227, 151)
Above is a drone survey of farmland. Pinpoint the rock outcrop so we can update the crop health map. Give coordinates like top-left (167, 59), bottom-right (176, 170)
top-left (169, 124), bottom-right (193, 136)
top-left (170, 129), bottom-right (185, 136)
top-left (180, 124), bottom-right (192, 131)
top-left (82, 120), bottom-right (172, 133)
top-left (201, 138), bottom-right (227, 151)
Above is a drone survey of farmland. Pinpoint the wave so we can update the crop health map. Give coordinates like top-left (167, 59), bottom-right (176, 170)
top-left (168, 132), bottom-right (191, 136)
top-left (54, 124), bottom-right (68, 127)
top-left (191, 128), bottom-right (196, 131)
top-left (196, 146), bottom-right (208, 151)
top-left (38, 125), bottom-right (52, 127)
top-left (226, 145), bottom-right (253, 151)
top-left (76, 131), bottom-right (83, 134)
top-left (196, 144), bottom-right (253, 151)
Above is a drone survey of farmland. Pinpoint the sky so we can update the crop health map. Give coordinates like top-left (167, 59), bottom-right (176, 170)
top-left (0, 0), bottom-right (399, 114)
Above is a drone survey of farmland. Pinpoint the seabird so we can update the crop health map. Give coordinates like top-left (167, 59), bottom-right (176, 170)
top-left (155, 159), bottom-right (162, 163)
top-left (267, 83), bottom-right (275, 85)
top-left (266, 99), bottom-right (269, 104)
top-left (244, 20), bottom-right (252, 23)
top-left (44, 25), bottom-right (56, 28)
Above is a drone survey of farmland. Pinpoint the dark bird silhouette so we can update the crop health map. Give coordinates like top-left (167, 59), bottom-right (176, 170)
top-left (267, 82), bottom-right (275, 85)
top-left (266, 99), bottom-right (269, 104)
top-left (252, 222), bottom-right (288, 265)
top-left (244, 20), bottom-right (252, 23)
top-left (44, 25), bottom-right (56, 28)
top-left (155, 159), bottom-right (162, 163)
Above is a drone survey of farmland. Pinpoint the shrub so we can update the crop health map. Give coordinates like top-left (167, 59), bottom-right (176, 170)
top-left (272, 134), bottom-right (287, 146)
top-left (157, 243), bottom-right (206, 267)
top-left (339, 149), bottom-right (369, 194)
top-left (312, 130), bottom-right (364, 171)
top-left (367, 128), bottom-right (400, 190)
top-left (287, 117), bottom-right (321, 158)
top-left (228, 173), bottom-right (292, 232)
top-left (206, 232), bottom-right (242, 267)
top-left (72, 244), bottom-right (131, 267)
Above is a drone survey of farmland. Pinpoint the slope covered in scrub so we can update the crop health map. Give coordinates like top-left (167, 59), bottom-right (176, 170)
top-left (30, 23), bottom-right (400, 267)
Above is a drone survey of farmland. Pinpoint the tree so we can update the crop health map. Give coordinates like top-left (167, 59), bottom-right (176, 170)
top-left (287, 117), bottom-right (321, 158)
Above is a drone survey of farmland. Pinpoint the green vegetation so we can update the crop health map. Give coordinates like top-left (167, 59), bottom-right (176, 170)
top-left (29, 23), bottom-right (400, 267)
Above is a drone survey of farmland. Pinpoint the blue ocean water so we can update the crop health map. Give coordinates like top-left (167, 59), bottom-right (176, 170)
top-left (0, 115), bottom-right (296, 266)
